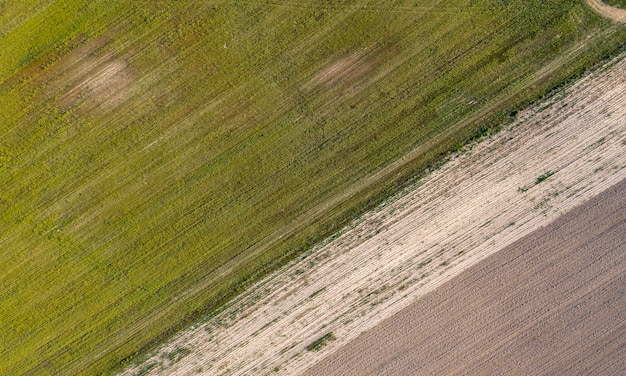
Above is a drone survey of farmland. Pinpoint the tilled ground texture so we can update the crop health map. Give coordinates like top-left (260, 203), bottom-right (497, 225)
top-left (307, 178), bottom-right (626, 375)
top-left (122, 53), bottom-right (626, 376)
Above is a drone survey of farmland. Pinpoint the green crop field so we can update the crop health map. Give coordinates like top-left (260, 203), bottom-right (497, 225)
top-left (1, 0), bottom-right (624, 374)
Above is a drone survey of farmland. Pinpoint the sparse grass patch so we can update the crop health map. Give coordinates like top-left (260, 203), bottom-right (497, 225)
top-left (535, 171), bottom-right (555, 185)
top-left (134, 361), bottom-right (159, 376)
top-left (418, 258), bottom-right (433, 269)
top-left (162, 347), bottom-right (191, 364)
top-left (603, 0), bottom-right (626, 9)
top-left (306, 332), bottom-right (336, 352)
top-left (309, 287), bottom-right (327, 299)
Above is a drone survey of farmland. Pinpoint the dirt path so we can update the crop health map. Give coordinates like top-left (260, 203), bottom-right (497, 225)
top-left (307, 178), bottom-right (626, 375)
top-left (121, 54), bottom-right (626, 376)
top-left (587, 0), bottom-right (626, 22)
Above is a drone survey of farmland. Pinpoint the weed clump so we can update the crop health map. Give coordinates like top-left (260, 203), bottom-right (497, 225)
top-left (535, 171), bottom-right (554, 185)
top-left (306, 332), bottom-right (336, 351)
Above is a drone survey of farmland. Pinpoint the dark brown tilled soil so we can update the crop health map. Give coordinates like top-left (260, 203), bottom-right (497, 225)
top-left (306, 178), bottom-right (626, 376)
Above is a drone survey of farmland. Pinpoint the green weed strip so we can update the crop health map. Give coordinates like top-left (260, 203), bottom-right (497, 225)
top-left (0, 1), bottom-right (624, 374)
top-left (604, 0), bottom-right (626, 9)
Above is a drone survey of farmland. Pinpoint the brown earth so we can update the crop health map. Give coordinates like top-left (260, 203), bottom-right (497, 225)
top-left (306, 178), bottom-right (626, 375)
top-left (121, 52), bottom-right (626, 376)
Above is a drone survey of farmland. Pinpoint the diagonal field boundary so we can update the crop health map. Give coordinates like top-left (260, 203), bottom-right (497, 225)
top-left (121, 52), bottom-right (626, 376)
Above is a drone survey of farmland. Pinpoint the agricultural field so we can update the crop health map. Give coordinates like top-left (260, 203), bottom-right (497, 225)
top-left (307, 179), bottom-right (626, 375)
top-left (0, 1), bottom-right (625, 375)
top-left (125, 52), bottom-right (626, 375)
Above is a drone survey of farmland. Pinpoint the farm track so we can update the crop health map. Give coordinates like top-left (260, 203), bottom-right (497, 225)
top-left (307, 178), bottom-right (626, 375)
top-left (122, 52), bottom-right (626, 376)
top-left (587, 0), bottom-right (626, 23)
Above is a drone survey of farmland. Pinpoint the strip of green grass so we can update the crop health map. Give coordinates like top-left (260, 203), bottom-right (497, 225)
top-left (0, 1), bottom-right (624, 374)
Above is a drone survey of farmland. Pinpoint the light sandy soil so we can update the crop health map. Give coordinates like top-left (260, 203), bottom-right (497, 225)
top-left (587, 0), bottom-right (626, 23)
top-left (302, 50), bottom-right (378, 92)
top-left (307, 178), bottom-right (626, 375)
top-left (306, 52), bottom-right (366, 87)
top-left (52, 38), bottom-right (133, 110)
top-left (121, 53), bottom-right (626, 376)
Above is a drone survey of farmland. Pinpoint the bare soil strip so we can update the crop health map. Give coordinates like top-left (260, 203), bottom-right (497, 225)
top-left (587, 0), bottom-right (626, 23)
top-left (121, 54), bottom-right (626, 376)
top-left (307, 178), bottom-right (626, 376)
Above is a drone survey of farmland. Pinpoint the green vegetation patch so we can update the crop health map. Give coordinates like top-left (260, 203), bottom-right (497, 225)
top-left (603, 0), bottom-right (626, 9)
top-left (535, 171), bottom-right (555, 185)
top-left (0, 0), bottom-right (624, 374)
top-left (306, 332), bottom-right (336, 352)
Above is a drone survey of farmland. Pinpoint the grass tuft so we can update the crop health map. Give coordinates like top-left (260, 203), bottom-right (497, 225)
top-left (535, 171), bottom-right (555, 185)
top-left (306, 332), bottom-right (336, 352)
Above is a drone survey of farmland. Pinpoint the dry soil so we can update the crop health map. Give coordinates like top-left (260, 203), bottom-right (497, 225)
top-left (306, 177), bottom-right (626, 375)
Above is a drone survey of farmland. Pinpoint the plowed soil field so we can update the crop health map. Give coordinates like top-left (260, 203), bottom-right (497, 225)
top-left (307, 178), bottom-right (626, 375)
